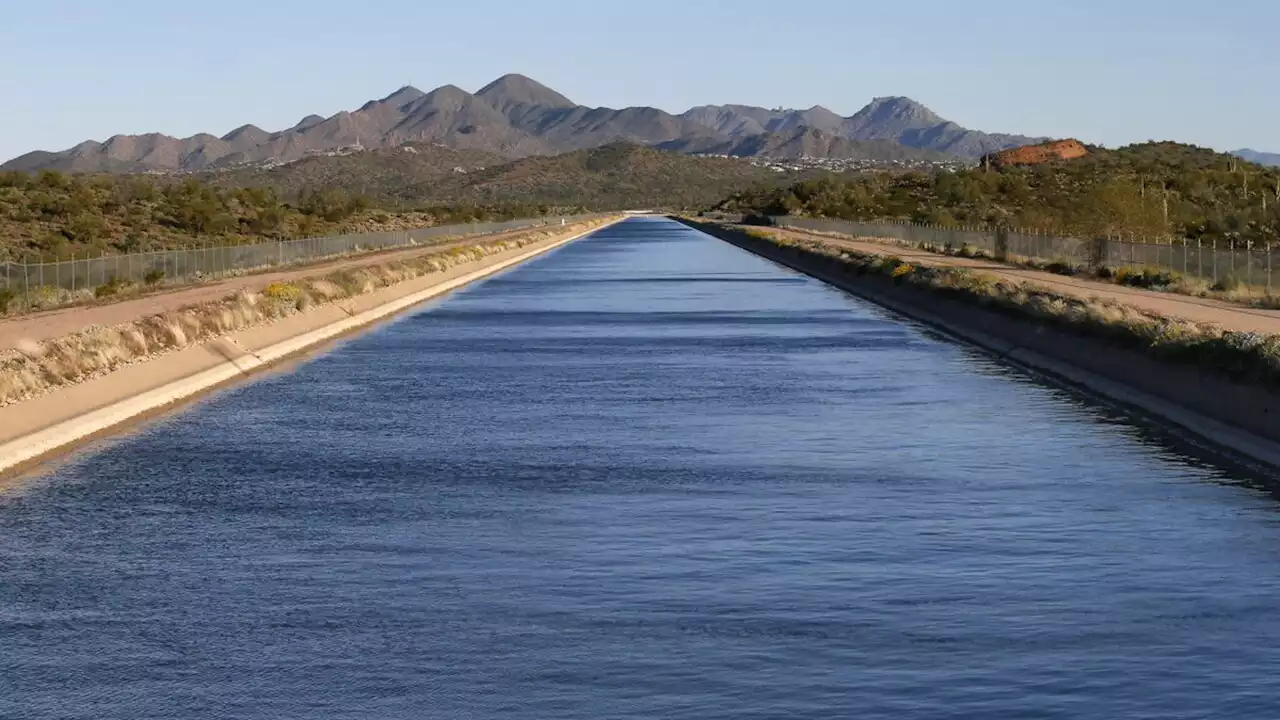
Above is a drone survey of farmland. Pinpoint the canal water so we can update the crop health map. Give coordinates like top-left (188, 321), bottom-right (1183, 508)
top-left (3, 218), bottom-right (1279, 718)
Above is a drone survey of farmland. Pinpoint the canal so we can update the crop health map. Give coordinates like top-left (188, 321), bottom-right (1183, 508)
top-left (2, 217), bottom-right (1278, 718)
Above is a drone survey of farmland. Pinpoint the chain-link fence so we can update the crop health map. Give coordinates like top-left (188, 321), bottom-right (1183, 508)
top-left (0, 215), bottom-right (602, 301)
top-left (767, 216), bottom-right (1280, 292)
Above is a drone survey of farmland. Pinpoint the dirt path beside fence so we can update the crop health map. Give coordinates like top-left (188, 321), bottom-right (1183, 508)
top-left (767, 226), bottom-right (1280, 336)
top-left (0, 228), bottom-right (541, 350)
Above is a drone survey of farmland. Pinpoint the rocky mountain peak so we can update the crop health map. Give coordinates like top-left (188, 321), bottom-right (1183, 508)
top-left (476, 73), bottom-right (576, 111)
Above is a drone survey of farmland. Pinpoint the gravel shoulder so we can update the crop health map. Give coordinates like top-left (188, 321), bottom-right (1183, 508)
top-left (770, 226), bottom-right (1280, 336)
top-left (0, 230), bottom-right (535, 350)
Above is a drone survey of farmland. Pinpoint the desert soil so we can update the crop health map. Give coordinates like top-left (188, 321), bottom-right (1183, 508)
top-left (769, 226), bottom-right (1280, 336)
top-left (0, 229), bottom-right (545, 350)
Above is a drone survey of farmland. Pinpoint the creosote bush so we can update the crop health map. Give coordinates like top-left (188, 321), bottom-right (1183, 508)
top-left (94, 276), bottom-right (128, 298)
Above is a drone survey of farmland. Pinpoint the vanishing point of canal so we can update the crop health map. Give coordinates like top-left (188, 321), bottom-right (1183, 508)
top-left (3, 218), bottom-right (1279, 718)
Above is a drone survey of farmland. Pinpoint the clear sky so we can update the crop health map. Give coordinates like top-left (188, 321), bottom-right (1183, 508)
top-left (1, 0), bottom-right (1275, 161)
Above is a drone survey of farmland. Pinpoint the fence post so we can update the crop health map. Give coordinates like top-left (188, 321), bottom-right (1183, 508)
top-left (23, 262), bottom-right (30, 310)
top-left (1248, 241), bottom-right (1253, 286)
top-left (1213, 240), bottom-right (1218, 282)
top-left (71, 253), bottom-right (76, 294)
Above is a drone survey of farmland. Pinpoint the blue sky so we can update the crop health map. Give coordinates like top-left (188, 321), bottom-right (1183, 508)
top-left (1, 0), bottom-right (1275, 161)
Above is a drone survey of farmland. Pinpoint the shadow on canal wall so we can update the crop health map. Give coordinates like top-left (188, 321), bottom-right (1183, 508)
top-left (680, 218), bottom-right (1280, 471)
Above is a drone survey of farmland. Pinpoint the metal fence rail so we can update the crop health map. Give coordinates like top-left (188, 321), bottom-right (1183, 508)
top-left (767, 216), bottom-right (1278, 291)
top-left (1, 215), bottom-right (601, 301)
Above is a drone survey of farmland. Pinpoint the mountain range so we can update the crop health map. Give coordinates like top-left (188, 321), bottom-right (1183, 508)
top-left (1232, 149), bottom-right (1280, 167)
top-left (2, 74), bottom-right (1045, 174)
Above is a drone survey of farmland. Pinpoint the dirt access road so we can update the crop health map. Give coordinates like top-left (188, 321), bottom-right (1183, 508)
top-left (0, 227), bottom-right (558, 350)
top-left (768, 226), bottom-right (1280, 336)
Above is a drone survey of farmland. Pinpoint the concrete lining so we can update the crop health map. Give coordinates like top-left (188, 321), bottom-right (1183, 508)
top-left (0, 220), bottom-right (617, 475)
top-left (709, 225), bottom-right (1280, 474)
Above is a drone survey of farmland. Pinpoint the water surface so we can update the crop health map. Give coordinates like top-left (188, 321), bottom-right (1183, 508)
top-left (3, 218), bottom-right (1279, 718)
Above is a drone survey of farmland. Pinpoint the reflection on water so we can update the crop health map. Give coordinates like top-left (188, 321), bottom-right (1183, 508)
top-left (2, 218), bottom-right (1278, 719)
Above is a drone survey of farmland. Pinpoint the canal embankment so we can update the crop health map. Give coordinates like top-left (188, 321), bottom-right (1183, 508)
top-left (682, 218), bottom-right (1280, 470)
top-left (0, 217), bottom-right (619, 474)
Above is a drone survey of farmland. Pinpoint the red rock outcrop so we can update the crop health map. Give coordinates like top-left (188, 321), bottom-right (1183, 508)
top-left (984, 139), bottom-right (1089, 168)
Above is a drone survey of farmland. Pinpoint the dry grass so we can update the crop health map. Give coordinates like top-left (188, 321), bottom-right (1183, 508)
top-left (0, 219), bottom-right (612, 406)
top-left (769, 223), bottom-right (1280, 310)
top-left (693, 221), bottom-right (1280, 388)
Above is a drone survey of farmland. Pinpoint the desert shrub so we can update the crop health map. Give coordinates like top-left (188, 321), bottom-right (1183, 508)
top-left (1043, 259), bottom-right (1079, 276)
top-left (262, 281), bottom-right (301, 300)
top-left (1212, 275), bottom-right (1241, 292)
top-left (1113, 266), bottom-right (1179, 289)
top-left (143, 268), bottom-right (165, 285)
top-left (1169, 276), bottom-right (1210, 297)
top-left (0, 288), bottom-right (14, 314)
top-left (262, 281), bottom-right (300, 301)
top-left (27, 285), bottom-right (66, 310)
top-left (95, 276), bottom-right (127, 298)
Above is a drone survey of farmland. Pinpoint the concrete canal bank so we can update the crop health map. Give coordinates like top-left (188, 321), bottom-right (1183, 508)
top-left (0, 219), bottom-right (619, 475)
top-left (687, 219), bottom-right (1280, 471)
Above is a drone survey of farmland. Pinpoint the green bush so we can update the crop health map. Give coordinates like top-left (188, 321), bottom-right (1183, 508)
top-left (95, 276), bottom-right (127, 298)
top-left (1111, 265), bottom-right (1178, 289)
top-left (143, 268), bottom-right (165, 285)
top-left (0, 287), bottom-right (15, 314)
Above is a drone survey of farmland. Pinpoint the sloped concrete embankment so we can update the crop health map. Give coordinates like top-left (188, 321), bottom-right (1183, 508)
top-left (696, 222), bottom-right (1280, 470)
top-left (0, 220), bottom-right (618, 475)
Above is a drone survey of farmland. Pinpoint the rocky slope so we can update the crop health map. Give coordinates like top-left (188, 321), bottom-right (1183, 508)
top-left (985, 139), bottom-right (1090, 167)
top-left (3, 75), bottom-right (1043, 173)
top-left (658, 127), bottom-right (952, 161)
